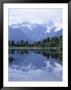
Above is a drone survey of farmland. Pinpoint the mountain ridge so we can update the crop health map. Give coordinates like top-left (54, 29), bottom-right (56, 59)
top-left (9, 22), bottom-right (62, 43)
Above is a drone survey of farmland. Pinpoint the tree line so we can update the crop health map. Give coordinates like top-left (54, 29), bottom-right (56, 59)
top-left (9, 36), bottom-right (62, 49)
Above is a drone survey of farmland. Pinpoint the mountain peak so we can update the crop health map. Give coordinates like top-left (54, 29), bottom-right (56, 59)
top-left (9, 22), bottom-right (62, 42)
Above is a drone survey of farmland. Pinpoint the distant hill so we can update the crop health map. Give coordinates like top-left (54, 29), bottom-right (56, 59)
top-left (9, 22), bottom-right (62, 43)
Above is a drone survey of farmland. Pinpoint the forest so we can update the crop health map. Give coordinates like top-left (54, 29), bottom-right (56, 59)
top-left (9, 35), bottom-right (62, 51)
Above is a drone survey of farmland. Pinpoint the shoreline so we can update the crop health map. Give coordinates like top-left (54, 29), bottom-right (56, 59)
top-left (9, 46), bottom-right (61, 49)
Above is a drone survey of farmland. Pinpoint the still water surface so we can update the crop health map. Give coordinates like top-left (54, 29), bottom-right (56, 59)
top-left (9, 49), bottom-right (62, 81)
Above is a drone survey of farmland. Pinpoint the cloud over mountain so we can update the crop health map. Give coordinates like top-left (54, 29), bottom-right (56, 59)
top-left (9, 22), bottom-right (62, 42)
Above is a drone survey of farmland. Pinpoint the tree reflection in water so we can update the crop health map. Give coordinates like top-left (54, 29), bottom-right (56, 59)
top-left (9, 49), bottom-right (62, 65)
top-left (9, 49), bottom-right (62, 81)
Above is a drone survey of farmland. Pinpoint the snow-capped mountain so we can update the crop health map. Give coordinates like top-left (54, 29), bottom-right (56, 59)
top-left (9, 22), bottom-right (62, 42)
top-left (9, 26), bottom-right (32, 42)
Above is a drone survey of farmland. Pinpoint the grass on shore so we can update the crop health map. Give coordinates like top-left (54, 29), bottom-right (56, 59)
top-left (9, 46), bottom-right (61, 50)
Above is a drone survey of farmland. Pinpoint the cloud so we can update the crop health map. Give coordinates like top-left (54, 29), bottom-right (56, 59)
top-left (9, 8), bottom-right (62, 25)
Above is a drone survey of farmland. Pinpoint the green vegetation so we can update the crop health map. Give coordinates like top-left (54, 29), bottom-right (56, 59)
top-left (9, 36), bottom-right (62, 52)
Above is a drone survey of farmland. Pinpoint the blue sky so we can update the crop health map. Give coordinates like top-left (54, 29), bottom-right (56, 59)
top-left (9, 8), bottom-right (62, 25)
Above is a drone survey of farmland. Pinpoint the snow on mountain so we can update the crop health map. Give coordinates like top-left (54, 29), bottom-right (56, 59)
top-left (9, 22), bottom-right (62, 42)
top-left (45, 29), bottom-right (62, 38)
top-left (44, 19), bottom-right (62, 33)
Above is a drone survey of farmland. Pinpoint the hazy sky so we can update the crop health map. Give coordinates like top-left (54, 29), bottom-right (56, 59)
top-left (9, 8), bottom-right (62, 25)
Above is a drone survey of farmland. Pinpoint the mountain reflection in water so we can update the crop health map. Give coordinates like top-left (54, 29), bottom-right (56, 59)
top-left (9, 49), bottom-right (62, 81)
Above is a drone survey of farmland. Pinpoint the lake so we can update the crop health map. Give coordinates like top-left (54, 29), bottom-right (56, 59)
top-left (8, 49), bottom-right (62, 81)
